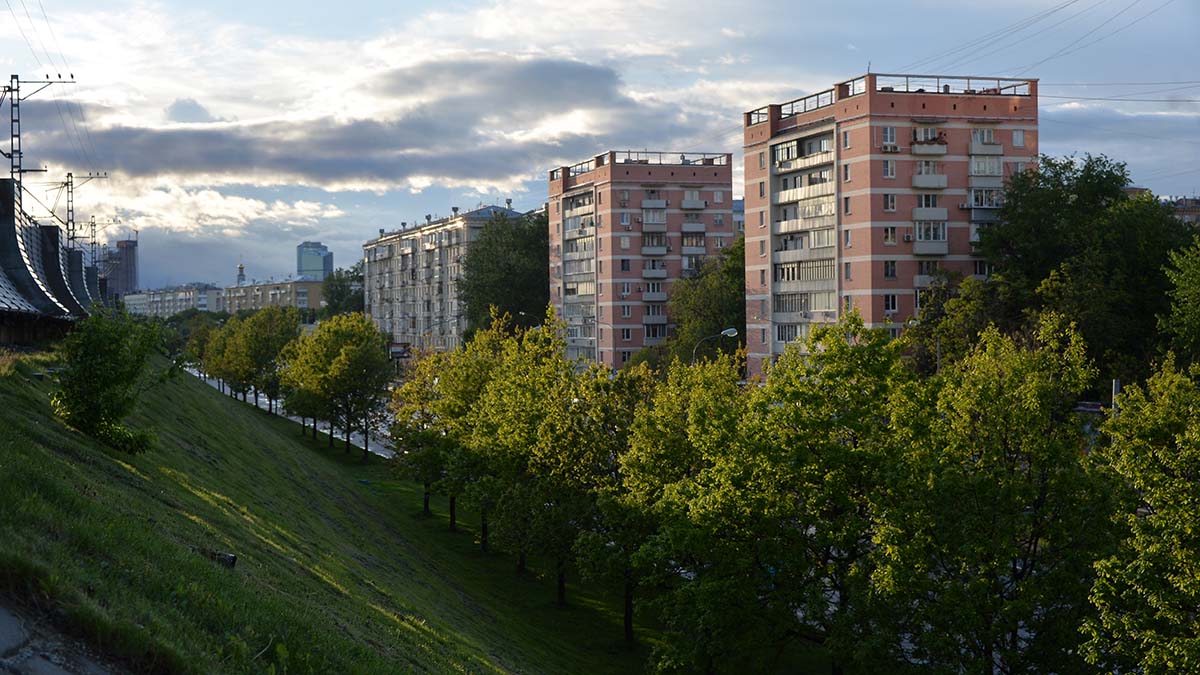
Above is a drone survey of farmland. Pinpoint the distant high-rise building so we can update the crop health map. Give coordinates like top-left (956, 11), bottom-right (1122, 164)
top-left (101, 238), bottom-right (138, 303)
top-left (297, 241), bottom-right (333, 281)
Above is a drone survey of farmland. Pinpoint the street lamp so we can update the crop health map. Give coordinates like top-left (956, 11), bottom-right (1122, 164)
top-left (907, 318), bottom-right (940, 373)
top-left (691, 327), bottom-right (738, 365)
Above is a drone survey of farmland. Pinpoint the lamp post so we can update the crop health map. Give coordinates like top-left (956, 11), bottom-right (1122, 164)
top-left (691, 327), bottom-right (738, 365)
top-left (907, 318), bottom-right (939, 373)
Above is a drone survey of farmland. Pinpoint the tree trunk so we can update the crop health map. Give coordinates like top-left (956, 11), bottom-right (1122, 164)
top-left (556, 559), bottom-right (566, 606)
top-left (449, 495), bottom-right (457, 532)
top-left (423, 483), bottom-right (431, 516)
top-left (362, 423), bottom-right (370, 460)
top-left (327, 421), bottom-right (334, 448)
top-left (623, 569), bottom-right (635, 643)
top-left (253, 390), bottom-right (258, 407)
top-left (480, 510), bottom-right (489, 553)
top-left (344, 423), bottom-right (351, 453)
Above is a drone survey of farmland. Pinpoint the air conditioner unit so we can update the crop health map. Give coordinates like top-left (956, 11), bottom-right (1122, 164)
top-left (959, 203), bottom-right (971, 209)
top-left (635, 217), bottom-right (642, 223)
top-left (903, 233), bottom-right (913, 242)
top-left (882, 144), bottom-right (899, 153)
top-left (619, 200), bottom-right (628, 207)
top-left (624, 224), bottom-right (633, 231)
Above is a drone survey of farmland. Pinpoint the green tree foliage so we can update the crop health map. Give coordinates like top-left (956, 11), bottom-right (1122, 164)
top-left (876, 316), bottom-right (1119, 673)
top-left (240, 306), bottom-right (301, 412)
top-left (974, 154), bottom-right (1190, 386)
top-left (631, 236), bottom-right (746, 368)
top-left (1160, 236), bottom-right (1200, 364)
top-left (458, 211), bottom-right (549, 333)
top-left (1083, 357), bottom-right (1200, 674)
top-left (321, 262), bottom-right (364, 318)
top-left (51, 308), bottom-right (166, 453)
top-left (280, 313), bottom-right (391, 459)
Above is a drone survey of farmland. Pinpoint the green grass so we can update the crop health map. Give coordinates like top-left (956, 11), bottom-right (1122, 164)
top-left (0, 356), bottom-right (653, 674)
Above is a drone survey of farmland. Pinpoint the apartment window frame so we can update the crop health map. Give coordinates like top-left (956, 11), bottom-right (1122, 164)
top-left (884, 293), bottom-right (897, 313)
top-left (843, 164), bottom-right (852, 183)
top-left (883, 193), bottom-right (896, 212)
top-left (843, 196), bottom-right (852, 215)
top-left (883, 159), bottom-right (896, 179)
top-left (883, 226), bottom-right (897, 245)
top-left (918, 194), bottom-right (939, 208)
top-left (971, 127), bottom-right (996, 144)
top-left (844, 262), bottom-right (852, 280)
top-left (915, 221), bottom-right (947, 242)
top-left (842, 130), bottom-right (851, 149)
top-left (1012, 129), bottom-right (1025, 147)
top-left (883, 260), bottom-right (897, 279)
top-left (881, 126), bottom-right (896, 145)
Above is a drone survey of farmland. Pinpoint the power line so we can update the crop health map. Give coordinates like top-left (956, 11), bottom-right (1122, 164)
top-left (1008, 0), bottom-right (1175, 75)
top-left (36, 0), bottom-right (102, 166)
top-left (1040, 80), bottom-right (1200, 86)
top-left (1041, 95), bottom-right (1200, 102)
top-left (939, 0), bottom-right (1109, 73)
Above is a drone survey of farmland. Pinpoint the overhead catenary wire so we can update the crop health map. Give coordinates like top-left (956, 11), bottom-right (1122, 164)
top-left (1006, 0), bottom-right (1176, 76)
top-left (937, 0), bottom-right (1110, 73)
top-left (36, 0), bottom-right (102, 167)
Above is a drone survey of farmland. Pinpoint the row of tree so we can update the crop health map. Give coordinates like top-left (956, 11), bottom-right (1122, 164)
top-left (184, 307), bottom-right (391, 457)
top-left (392, 307), bottom-right (1200, 674)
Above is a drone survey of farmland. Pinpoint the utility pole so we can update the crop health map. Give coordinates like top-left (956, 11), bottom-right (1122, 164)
top-left (2, 74), bottom-right (76, 214)
top-left (60, 170), bottom-right (107, 249)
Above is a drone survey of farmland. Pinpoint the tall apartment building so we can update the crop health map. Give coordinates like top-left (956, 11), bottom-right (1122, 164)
top-left (743, 73), bottom-right (1038, 376)
top-left (548, 150), bottom-right (735, 367)
top-left (100, 238), bottom-right (138, 303)
top-left (296, 241), bottom-right (333, 281)
top-left (363, 205), bottom-right (523, 353)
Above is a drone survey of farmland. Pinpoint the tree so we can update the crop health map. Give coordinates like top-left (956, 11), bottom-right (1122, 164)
top-left (281, 313), bottom-right (391, 459)
top-left (51, 308), bottom-right (167, 453)
top-left (630, 236), bottom-right (746, 369)
top-left (1082, 357), bottom-right (1200, 674)
top-left (875, 315), bottom-right (1120, 673)
top-left (458, 211), bottom-right (549, 333)
top-left (976, 154), bottom-right (1190, 387)
top-left (241, 306), bottom-right (301, 413)
top-left (321, 262), bottom-right (364, 318)
top-left (1159, 236), bottom-right (1200, 364)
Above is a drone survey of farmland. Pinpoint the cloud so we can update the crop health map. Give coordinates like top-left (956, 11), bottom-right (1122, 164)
top-left (164, 98), bottom-right (223, 124)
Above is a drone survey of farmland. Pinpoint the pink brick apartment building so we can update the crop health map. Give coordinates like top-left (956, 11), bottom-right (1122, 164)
top-left (743, 73), bottom-right (1039, 376)
top-left (549, 150), bottom-right (735, 367)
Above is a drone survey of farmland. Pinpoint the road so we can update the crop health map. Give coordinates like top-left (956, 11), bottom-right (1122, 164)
top-left (186, 368), bottom-right (396, 459)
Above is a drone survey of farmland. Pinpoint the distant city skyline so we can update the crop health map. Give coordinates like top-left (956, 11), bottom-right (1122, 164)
top-left (1, 0), bottom-right (1195, 288)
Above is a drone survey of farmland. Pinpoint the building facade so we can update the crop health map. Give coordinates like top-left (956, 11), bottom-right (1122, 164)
top-left (743, 73), bottom-right (1038, 376)
top-left (123, 284), bottom-right (226, 318)
top-left (225, 277), bottom-right (323, 314)
top-left (296, 241), bottom-right (333, 281)
top-left (363, 205), bottom-right (523, 353)
top-left (548, 150), bottom-right (735, 367)
top-left (100, 238), bottom-right (138, 303)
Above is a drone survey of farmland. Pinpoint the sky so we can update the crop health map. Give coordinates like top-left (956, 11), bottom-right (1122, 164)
top-left (1, 0), bottom-right (1197, 289)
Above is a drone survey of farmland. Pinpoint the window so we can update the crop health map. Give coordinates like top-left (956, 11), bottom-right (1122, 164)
top-left (971, 127), bottom-right (995, 144)
top-left (917, 160), bottom-right (939, 175)
top-left (714, 190), bottom-right (724, 203)
top-left (621, 328), bottom-right (632, 341)
top-left (759, 152), bottom-right (766, 169)
top-left (918, 260), bottom-right (940, 275)
top-left (1013, 129), bottom-right (1025, 147)
top-left (914, 127), bottom-right (940, 142)
top-left (620, 236), bottom-right (630, 250)
top-left (884, 294), bottom-right (897, 313)
top-left (759, 182), bottom-right (766, 198)
top-left (808, 168), bottom-right (831, 185)
top-left (622, 282), bottom-right (632, 295)
top-left (760, 269), bottom-right (766, 286)
top-left (970, 188), bottom-right (1004, 208)
top-left (842, 130), bottom-right (851, 149)
top-left (1012, 161), bottom-right (1027, 175)
top-left (621, 350), bottom-right (630, 363)
top-left (844, 229), bottom-right (852, 247)
top-left (974, 260), bottom-right (993, 276)
top-left (773, 141), bottom-right (799, 164)
top-left (715, 237), bottom-right (725, 249)
top-left (646, 303), bottom-right (666, 317)
top-left (844, 262), bottom-right (852, 280)
top-left (884, 260), bottom-right (896, 278)
top-left (715, 214), bottom-right (724, 225)
top-left (915, 221), bottom-right (947, 241)
top-left (810, 228), bottom-right (835, 248)
top-left (684, 189), bottom-right (700, 202)
top-left (883, 194), bottom-right (896, 212)
top-left (761, 328), bottom-right (767, 344)
top-left (645, 324), bottom-right (669, 339)
top-left (620, 258), bottom-right (631, 271)
top-left (642, 209), bottom-right (666, 223)
top-left (882, 126), bottom-right (896, 145)
top-left (683, 233), bottom-right (705, 248)
top-left (759, 211), bottom-right (765, 228)
top-left (844, 196), bottom-right (852, 214)
top-left (620, 212), bottom-right (631, 225)
top-left (844, 164), bottom-right (852, 183)
top-left (883, 159), bottom-right (895, 178)
top-left (620, 190), bottom-right (628, 200)
top-left (844, 295), bottom-right (853, 312)
top-left (883, 226), bottom-right (897, 245)
top-left (759, 240), bottom-right (766, 257)
top-left (918, 194), bottom-right (939, 208)
top-left (971, 156), bottom-right (1002, 176)
top-left (774, 259), bottom-right (835, 282)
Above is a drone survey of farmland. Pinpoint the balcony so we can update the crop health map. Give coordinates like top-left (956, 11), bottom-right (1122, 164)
top-left (641, 245), bottom-right (667, 256)
top-left (772, 248), bottom-right (811, 263)
top-left (643, 291), bottom-right (667, 302)
top-left (564, 226), bottom-right (594, 240)
top-left (970, 141), bottom-right (1004, 155)
top-left (971, 208), bottom-right (1001, 222)
top-left (911, 143), bottom-right (948, 156)
top-left (774, 182), bottom-right (835, 205)
top-left (913, 240), bottom-right (949, 256)
top-left (681, 222), bottom-right (706, 233)
top-left (642, 198), bottom-right (666, 209)
top-left (774, 213), bottom-right (837, 234)
top-left (642, 222), bottom-right (667, 233)
top-left (642, 315), bottom-right (668, 325)
top-left (681, 198), bottom-right (706, 210)
top-left (912, 174), bottom-right (947, 189)
top-left (969, 175), bottom-right (1003, 189)
top-left (913, 274), bottom-right (934, 288)
top-left (564, 204), bottom-right (594, 219)
top-left (913, 207), bottom-right (948, 221)
top-left (775, 151), bottom-right (834, 173)
top-left (642, 268), bottom-right (668, 279)
top-left (681, 245), bottom-right (706, 255)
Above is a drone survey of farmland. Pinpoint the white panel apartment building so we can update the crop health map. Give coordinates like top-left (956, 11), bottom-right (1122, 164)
top-left (363, 205), bottom-right (523, 352)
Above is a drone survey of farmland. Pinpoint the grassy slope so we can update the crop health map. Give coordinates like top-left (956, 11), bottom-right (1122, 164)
top-left (0, 357), bottom-right (651, 674)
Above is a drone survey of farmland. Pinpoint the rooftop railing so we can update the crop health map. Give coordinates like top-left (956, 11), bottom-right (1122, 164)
top-left (612, 151), bottom-right (729, 166)
top-left (873, 74), bottom-right (1033, 96)
top-left (780, 88), bottom-right (836, 120)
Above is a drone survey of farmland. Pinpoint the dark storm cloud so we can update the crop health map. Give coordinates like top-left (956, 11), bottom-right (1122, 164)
top-left (22, 55), bottom-right (703, 188)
